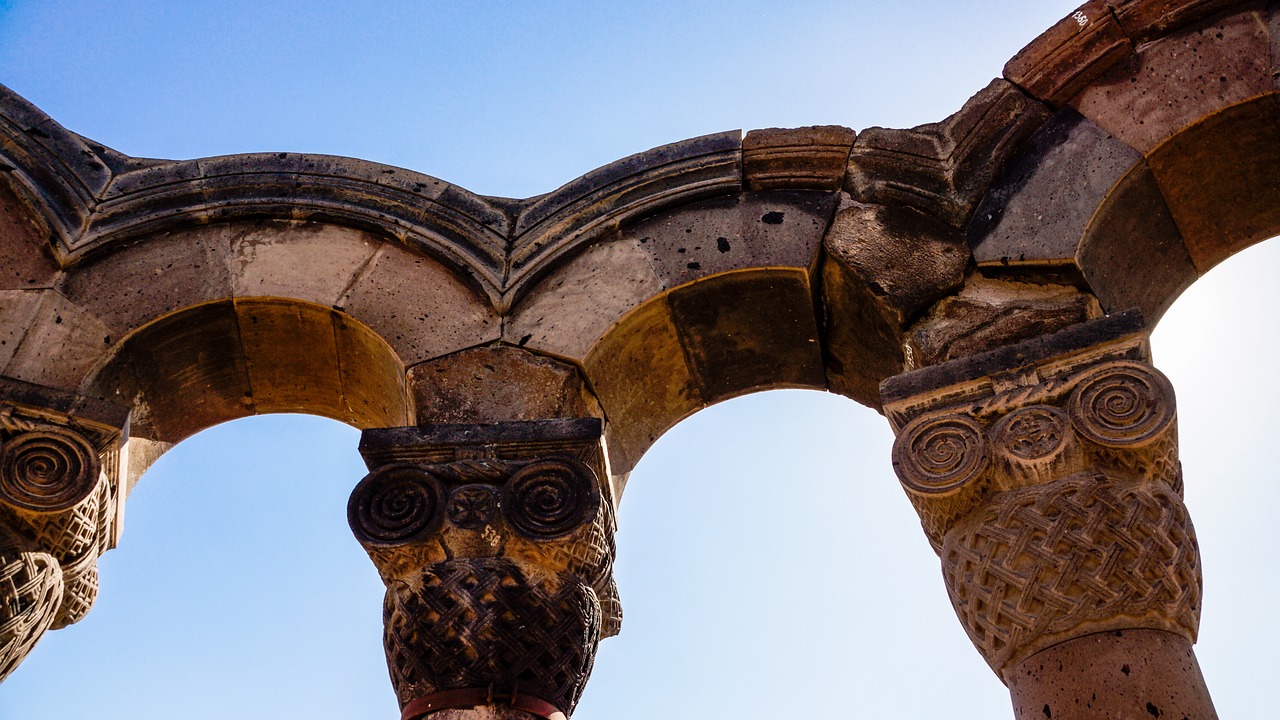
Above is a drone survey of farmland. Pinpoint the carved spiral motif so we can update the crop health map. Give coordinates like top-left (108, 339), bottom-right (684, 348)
top-left (348, 463), bottom-right (444, 544)
top-left (892, 414), bottom-right (989, 496)
top-left (503, 458), bottom-right (598, 539)
top-left (0, 429), bottom-right (99, 512)
top-left (992, 406), bottom-right (1068, 461)
top-left (1068, 362), bottom-right (1174, 448)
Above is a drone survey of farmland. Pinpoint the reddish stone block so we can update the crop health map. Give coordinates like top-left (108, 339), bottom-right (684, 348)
top-left (1072, 5), bottom-right (1273, 152)
top-left (1005, 1), bottom-right (1133, 107)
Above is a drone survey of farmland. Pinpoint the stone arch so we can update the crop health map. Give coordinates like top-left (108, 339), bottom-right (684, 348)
top-left (968, 1), bottom-right (1280, 326)
top-left (82, 297), bottom-right (411, 475)
top-left (3, 2), bottom-right (1279, 717)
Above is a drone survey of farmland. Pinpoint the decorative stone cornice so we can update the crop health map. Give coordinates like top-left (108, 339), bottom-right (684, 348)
top-left (350, 419), bottom-right (617, 718)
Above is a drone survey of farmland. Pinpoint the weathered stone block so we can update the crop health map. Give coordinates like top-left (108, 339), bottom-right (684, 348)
top-left (904, 278), bottom-right (1103, 368)
top-left (58, 224), bottom-right (234, 336)
top-left (407, 346), bottom-right (597, 426)
top-left (822, 201), bottom-right (969, 405)
top-left (1077, 162), bottom-right (1197, 320)
top-left (228, 220), bottom-right (380, 306)
top-left (624, 190), bottom-right (836, 289)
top-left (1147, 93), bottom-right (1280, 270)
top-left (1072, 5), bottom-right (1274, 152)
top-left (584, 298), bottom-right (702, 475)
top-left (847, 80), bottom-right (1051, 227)
top-left (338, 244), bottom-right (500, 366)
top-left (1106, 0), bottom-right (1249, 42)
top-left (970, 108), bottom-right (1143, 273)
top-left (0, 182), bottom-right (60, 290)
top-left (668, 269), bottom-right (825, 402)
top-left (504, 235), bottom-right (665, 361)
top-left (742, 126), bottom-right (855, 191)
top-left (1004, 0), bottom-right (1133, 107)
top-left (3, 290), bottom-right (112, 391)
top-left (236, 299), bottom-right (347, 419)
top-left (86, 302), bottom-right (254, 443)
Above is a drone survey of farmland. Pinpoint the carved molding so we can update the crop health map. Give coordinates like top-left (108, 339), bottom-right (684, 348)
top-left (0, 387), bottom-right (128, 682)
top-left (882, 315), bottom-right (1199, 679)
top-left (350, 419), bottom-right (617, 717)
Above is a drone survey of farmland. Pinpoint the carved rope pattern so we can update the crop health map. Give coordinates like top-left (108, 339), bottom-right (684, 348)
top-left (942, 473), bottom-right (1200, 678)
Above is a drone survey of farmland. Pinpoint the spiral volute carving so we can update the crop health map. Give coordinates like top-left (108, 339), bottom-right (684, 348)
top-left (892, 415), bottom-right (989, 496)
top-left (1068, 361), bottom-right (1175, 448)
top-left (348, 463), bottom-right (445, 544)
top-left (503, 458), bottom-right (599, 539)
top-left (0, 428), bottom-right (100, 513)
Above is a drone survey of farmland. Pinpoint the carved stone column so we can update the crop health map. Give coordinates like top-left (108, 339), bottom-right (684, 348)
top-left (349, 418), bottom-right (620, 720)
top-left (881, 313), bottom-right (1217, 720)
top-left (0, 378), bottom-right (129, 682)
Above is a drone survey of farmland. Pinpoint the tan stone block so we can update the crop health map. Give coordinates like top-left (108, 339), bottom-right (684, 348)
top-left (667, 269), bottom-right (825, 403)
top-left (1071, 6), bottom-right (1273, 152)
top-left (625, 191), bottom-right (836, 290)
top-left (504, 235), bottom-right (665, 361)
top-left (1147, 94), bottom-right (1280, 271)
top-left (584, 298), bottom-right (702, 474)
top-left (408, 346), bottom-right (595, 425)
top-left (4, 290), bottom-right (113, 391)
top-left (84, 301), bottom-right (253, 443)
top-left (234, 299), bottom-right (346, 420)
top-left (333, 313), bottom-right (410, 429)
top-left (338, 244), bottom-right (500, 366)
top-left (58, 224), bottom-right (234, 335)
top-left (229, 220), bottom-right (380, 305)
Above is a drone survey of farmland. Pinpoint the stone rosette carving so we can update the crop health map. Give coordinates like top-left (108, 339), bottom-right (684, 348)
top-left (0, 393), bottom-right (128, 682)
top-left (350, 419), bottom-right (618, 719)
top-left (881, 314), bottom-right (1199, 679)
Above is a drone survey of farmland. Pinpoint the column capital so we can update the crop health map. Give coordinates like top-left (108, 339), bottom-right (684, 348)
top-left (350, 418), bottom-right (618, 719)
top-left (0, 376), bottom-right (130, 681)
top-left (880, 312), bottom-right (1200, 680)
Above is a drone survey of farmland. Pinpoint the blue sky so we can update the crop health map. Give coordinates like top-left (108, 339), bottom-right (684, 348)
top-left (2, 2), bottom-right (1277, 718)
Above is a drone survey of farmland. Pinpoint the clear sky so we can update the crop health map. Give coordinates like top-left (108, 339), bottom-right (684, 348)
top-left (1, 2), bottom-right (1276, 718)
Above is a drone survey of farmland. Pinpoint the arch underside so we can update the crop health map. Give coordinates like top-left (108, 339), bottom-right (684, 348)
top-left (0, 0), bottom-right (1277, 483)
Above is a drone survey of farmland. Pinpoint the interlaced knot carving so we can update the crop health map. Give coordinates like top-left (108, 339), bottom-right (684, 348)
top-left (384, 557), bottom-right (600, 714)
top-left (0, 525), bottom-right (63, 681)
top-left (942, 474), bottom-right (1200, 677)
top-left (885, 340), bottom-right (1200, 677)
